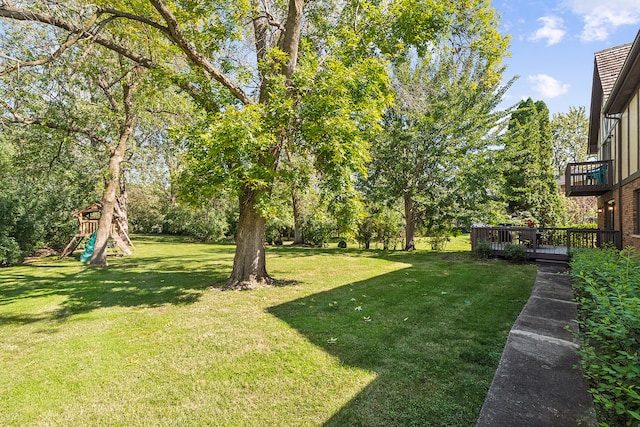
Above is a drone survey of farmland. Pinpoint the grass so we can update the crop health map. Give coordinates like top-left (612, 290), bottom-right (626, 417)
top-left (0, 235), bottom-right (536, 426)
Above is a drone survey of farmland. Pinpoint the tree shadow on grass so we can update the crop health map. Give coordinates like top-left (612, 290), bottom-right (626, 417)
top-left (267, 258), bottom-right (530, 426)
top-left (267, 245), bottom-right (391, 259)
top-left (0, 254), bottom-right (230, 323)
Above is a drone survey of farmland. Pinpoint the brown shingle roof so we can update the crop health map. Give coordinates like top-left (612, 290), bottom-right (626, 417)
top-left (588, 42), bottom-right (633, 153)
top-left (595, 43), bottom-right (632, 105)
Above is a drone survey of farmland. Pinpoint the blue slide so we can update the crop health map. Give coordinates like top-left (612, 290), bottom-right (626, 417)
top-left (80, 232), bottom-right (97, 262)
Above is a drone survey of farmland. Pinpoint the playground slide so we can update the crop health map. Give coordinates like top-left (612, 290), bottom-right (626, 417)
top-left (80, 232), bottom-right (97, 262)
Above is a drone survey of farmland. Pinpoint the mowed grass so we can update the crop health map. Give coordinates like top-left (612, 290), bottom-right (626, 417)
top-left (0, 235), bottom-right (536, 426)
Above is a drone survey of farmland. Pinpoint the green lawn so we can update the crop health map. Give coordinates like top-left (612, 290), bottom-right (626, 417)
top-left (0, 235), bottom-right (535, 426)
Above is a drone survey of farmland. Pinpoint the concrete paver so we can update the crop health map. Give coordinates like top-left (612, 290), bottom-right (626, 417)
top-left (475, 265), bottom-right (597, 427)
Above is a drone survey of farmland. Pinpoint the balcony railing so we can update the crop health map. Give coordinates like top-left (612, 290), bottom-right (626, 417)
top-left (565, 160), bottom-right (613, 196)
top-left (471, 226), bottom-right (622, 262)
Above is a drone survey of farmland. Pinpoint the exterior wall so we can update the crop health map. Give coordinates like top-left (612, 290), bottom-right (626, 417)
top-left (596, 190), bottom-right (618, 231)
top-left (596, 88), bottom-right (640, 248)
top-left (621, 177), bottom-right (640, 249)
top-left (620, 91), bottom-right (640, 181)
top-left (622, 108), bottom-right (629, 179)
top-left (630, 93), bottom-right (639, 173)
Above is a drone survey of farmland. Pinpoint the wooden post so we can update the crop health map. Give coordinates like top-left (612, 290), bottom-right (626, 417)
top-left (532, 228), bottom-right (537, 259)
top-left (471, 228), bottom-right (477, 251)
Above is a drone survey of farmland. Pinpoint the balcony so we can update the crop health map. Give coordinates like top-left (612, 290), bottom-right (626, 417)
top-left (565, 160), bottom-right (613, 196)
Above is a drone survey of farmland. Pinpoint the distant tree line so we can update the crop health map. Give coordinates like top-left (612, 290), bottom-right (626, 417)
top-left (0, 1), bottom-right (588, 275)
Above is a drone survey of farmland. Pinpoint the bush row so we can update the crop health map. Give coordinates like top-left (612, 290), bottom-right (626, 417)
top-left (570, 247), bottom-right (640, 426)
top-left (0, 181), bottom-right (86, 266)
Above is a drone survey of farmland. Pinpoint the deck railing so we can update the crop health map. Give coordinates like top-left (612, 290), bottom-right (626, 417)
top-left (471, 226), bottom-right (622, 259)
top-left (565, 160), bottom-right (613, 196)
top-left (78, 219), bottom-right (99, 236)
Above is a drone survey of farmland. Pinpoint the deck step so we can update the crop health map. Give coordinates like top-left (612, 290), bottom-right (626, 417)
top-left (535, 258), bottom-right (569, 267)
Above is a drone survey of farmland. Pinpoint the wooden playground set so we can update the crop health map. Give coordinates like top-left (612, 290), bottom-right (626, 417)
top-left (60, 203), bottom-right (133, 259)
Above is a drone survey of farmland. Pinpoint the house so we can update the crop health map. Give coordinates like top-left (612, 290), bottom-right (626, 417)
top-left (566, 29), bottom-right (640, 249)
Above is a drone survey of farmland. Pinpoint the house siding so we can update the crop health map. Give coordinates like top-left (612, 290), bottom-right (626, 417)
top-left (630, 93), bottom-right (639, 173)
top-left (572, 32), bottom-right (640, 249)
top-left (621, 179), bottom-right (640, 249)
top-left (597, 85), bottom-right (640, 248)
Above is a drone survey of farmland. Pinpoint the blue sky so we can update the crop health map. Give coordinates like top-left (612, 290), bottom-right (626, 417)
top-left (494, 0), bottom-right (640, 115)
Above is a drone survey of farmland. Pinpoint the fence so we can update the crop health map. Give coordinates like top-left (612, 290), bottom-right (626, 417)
top-left (471, 226), bottom-right (621, 260)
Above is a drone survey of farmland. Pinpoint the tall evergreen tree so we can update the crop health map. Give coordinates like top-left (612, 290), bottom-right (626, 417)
top-left (502, 98), bottom-right (565, 226)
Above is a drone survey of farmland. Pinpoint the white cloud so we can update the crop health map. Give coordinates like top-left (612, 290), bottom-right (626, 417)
top-left (528, 74), bottom-right (570, 99)
top-left (529, 16), bottom-right (566, 46)
top-left (563, 0), bottom-right (640, 41)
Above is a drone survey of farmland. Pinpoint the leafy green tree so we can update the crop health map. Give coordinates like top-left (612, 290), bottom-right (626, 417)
top-left (551, 105), bottom-right (589, 176)
top-left (1, 45), bottom-right (144, 265)
top-left (357, 203), bottom-right (404, 250)
top-left (0, 121), bottom-right (102, 265)
top-left (0, 0), bottom-right (505, 286)
top-left (368, 37), bottom-right (511, 250)
top-left (551, 106), bottom-right (593, 225)
top-left (0, 6), bottom-right (204, 265)
top-left (502, 98), bottom-right (566, 226)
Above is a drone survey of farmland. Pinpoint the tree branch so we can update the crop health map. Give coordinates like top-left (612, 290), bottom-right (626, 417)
top-left (0, 5), bottom-right (155, 69)
top-left (48, 131), bottom-right (67, 173)
top-left (277, 0), bottom-right (304, 80)
top-left (96, 77), bottom-right (120, 112)
top-left (0, 29), bottom-right (84, 75)
top-left (0, 98), bottom-right (110, 146)
top-left (148, 0), bottom-right (254, 105)
top-left (98, 7), bottom-right (170, 36)
top-left (0, 3), bottom-right (254, 105)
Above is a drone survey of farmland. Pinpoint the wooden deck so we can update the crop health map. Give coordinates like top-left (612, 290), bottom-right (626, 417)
top-left (488, 242), bottom-right (569, 262)
top-left (471, 226), bottom-right (621, 263)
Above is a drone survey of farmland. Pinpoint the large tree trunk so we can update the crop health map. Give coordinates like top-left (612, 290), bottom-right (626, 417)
top-left (114, 169), bottom-right (134, 249)
top-left (225, 0), bottom-right (303, 285)
top-left (227, 187), bottom-right (271, 289)
top-left (90, 82), bottom-right (136, 267)
top-left (90, 158), bottom-right (122, 266)
top-left (404, 194), bottom-right (416, 251)
top-left (116, 164), bottom-right (130, 237)
top-left (291, 188), bottom-right (304, 245)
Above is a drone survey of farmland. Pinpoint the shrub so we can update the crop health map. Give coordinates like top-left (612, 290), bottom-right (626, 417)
top-left (356, 217), bottom-right (374, 249)
top-left (163, 205), bottom-right (228, 242)
top-left (567, 223), bottom-right (598, 229)
top-left (0, 234), bottom-right (21, 266)
top-left (571, 248), bottom-right (640, 426)
top-left (503, 242), bottom-right (526, 263)
top-left (0, 179), bottom-right (84, 264)
top-left (474, 239), bottom-right (493, 259)
top-left (302, 213), bottom-right (334, 246)
top-left (427, 234), bottom-right (450, 252)
top-left (265, 223), bottom-right (281, 245)
top-left (127, 184), bottom-right (166, 234)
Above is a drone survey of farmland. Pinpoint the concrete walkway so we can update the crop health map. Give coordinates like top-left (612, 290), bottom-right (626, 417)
top-left (475, 265), bottom-right (598, 427)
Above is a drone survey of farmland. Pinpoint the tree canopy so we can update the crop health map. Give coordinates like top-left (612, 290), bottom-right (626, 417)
top-left (1, 0), bottom-right (553, 280)
top-left (501, 98), bottom-right (566, 227)
top-left (551, 105), bottom-right (589, 176)
top-left (367, 39), bottom-right (512, 249)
